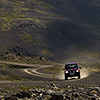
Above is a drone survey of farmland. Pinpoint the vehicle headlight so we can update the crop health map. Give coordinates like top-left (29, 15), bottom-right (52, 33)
top-left (76, 70), bottom-right (79, 72)
top-left (76, 70), bottom-right (80, 72)
top-left (66, 71), bottom-right (68, 73)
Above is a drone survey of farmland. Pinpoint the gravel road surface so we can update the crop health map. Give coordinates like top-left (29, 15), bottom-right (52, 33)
top-left (0, 61), bottom-right (100, 92)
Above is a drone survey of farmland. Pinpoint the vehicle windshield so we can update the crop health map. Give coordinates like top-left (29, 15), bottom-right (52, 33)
top-left (65, 64), bottom-right (78, 69)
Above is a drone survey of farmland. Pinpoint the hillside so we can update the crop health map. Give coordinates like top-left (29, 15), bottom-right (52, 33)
top-left (0, 0), bottom-right (100, 63)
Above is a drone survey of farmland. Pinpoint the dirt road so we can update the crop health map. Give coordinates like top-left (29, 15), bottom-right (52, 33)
top-left (0, 61), bottom-right (89, 80)
top-left (0, 61), bottom-right (100, 86)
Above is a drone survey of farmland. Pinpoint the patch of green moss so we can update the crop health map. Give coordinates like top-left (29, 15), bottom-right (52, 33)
top-left (41, 67), bottom-right (61, 74)
top-left (0, 92), bottom-right (3, 95)
top-left (0, 75), bottom-right (23, 80)
top-left (33, 0), bottom-right (62, 18)
top-left (10, 1), bottom-right (25, 5)
top-left (88, 68), bottom-right (100, 72)
top-left (20, 86), bottom-right (30, 91)
top-left (15, 7), bottom-right (30, 11)
top-left (0, 64), bottom-right (14, 70)
top-left (86, 24), bottom-right (100, 32)
top-left (0, 1), bottom-right (8, 4)
top-left (92, 52), bottom-right (100, 59)
top-left (86, 25), bottom-right (100, 28)
top-left (0, 12), bottom-right (40, 31)
top-left (41, 50), bottom-right (54, 57)
top-left (20, 32), bottom-right (38, 44)
top-left (34, 0), bottom-right (55, 10)
top-left (34, 8), bottom-right (46, 13)
top-left (14, 18), bottom-right (36, 21)
top-left (20, 8), bottom-right (30, 11)
top-left (0, 1), bottom-right (25, 6)
top-left (0, 11), bottom-right (20, 31)
top-left (0, 1), bottom-right (33, 31)
top-left (90, 90), bottom-right (98, 94)
top-left (53, 14), bottom-right (62, 19)
top-left (0, 0), bottom-right (61, 31)
top-left (20, 33), bottom-right (33, 42)
top-left (0, 8), bottom-right (5, 11)
top-left (82, 49), bottom-right (100, 59)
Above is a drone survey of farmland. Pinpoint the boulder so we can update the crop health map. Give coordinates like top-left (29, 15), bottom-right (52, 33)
top-left (4, 96), bottom-right (18, 100)
top-left (50, 94), bottom-right (64, 100)
top-left (14, 91), bottom-right (31, 98)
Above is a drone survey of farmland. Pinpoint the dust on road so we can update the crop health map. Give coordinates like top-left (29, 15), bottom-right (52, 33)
top-left (56, 68), bottom-right (89, 80)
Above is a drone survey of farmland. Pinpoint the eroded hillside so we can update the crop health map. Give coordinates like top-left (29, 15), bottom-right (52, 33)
top-left (0, 0), bottom-right (100, 63)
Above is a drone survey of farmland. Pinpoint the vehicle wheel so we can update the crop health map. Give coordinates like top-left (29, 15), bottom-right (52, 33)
top-left (78, 74), bottom-right (81, 79)
top-left (65, 74), bottom-right (68, 80)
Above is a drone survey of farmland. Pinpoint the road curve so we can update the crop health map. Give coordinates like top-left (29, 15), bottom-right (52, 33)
top-left (0, 60), bottom-right (57, 79)
top-left (0, 61), bottom-right (89, 81)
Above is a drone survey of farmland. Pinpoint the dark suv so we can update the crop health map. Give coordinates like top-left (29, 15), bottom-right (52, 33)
top-left (63, 62), bottom-right (81, 80)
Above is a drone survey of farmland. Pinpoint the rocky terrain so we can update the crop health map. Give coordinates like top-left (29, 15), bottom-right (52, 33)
top-left (1, 0), bottom-right (100, 99)
top-left (0, 52), bottom-right (55, 64)
top-left (0, 59), bottom-right (99, 99)
top-left (0, 83), bottom-right (100, 100)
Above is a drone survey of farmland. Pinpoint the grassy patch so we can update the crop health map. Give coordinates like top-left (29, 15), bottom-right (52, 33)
top-left (0, 59), bottom-right (53, 65)
top-left (34, 0), bottom-right (55, 10)
top-left (0, 2), bottom-right (36, 31)
top-left (0, 64), bottom-right (14, 70)
top-left (0, 92), bottom-right (3, 95)
top-left (15, 7), bottom-right (30, 11)
top-left (20, 86), bottom-right (32, 91)
top-left (0, 12), bottom-right (19, 31)
top-left (92, 52), bottom-right (100, 59)
top-left (38, 65), bottom-right (63, 74)
top-left (41, 50), bottom-right (54, 57)
top-left (34, 8), bottom-right (46, 13)
top-left (0, 75), bottom-right (27, 81)
top-left (90, 90), bottom-right (98, 94)
top-left (0, 1), bottom-right (25, 5)
top-left (0, 59), bottom-right (30, 64)
top-left (20, 32), bottom-right (37, 44)
top-left (20, 32), bottom-right (34, 43)
top-left (9, 1), bottom-right (25, 5)
top-left (40, 66), bottom-right (62, 74)
top-left (88, 68), bottom-right (100, 72)
top-left (0, 0), bottom-right (60, 31)
top-left (86, 24), bottom-right (100, 32)
top-left (43, 68), bottom-right (60, 73)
